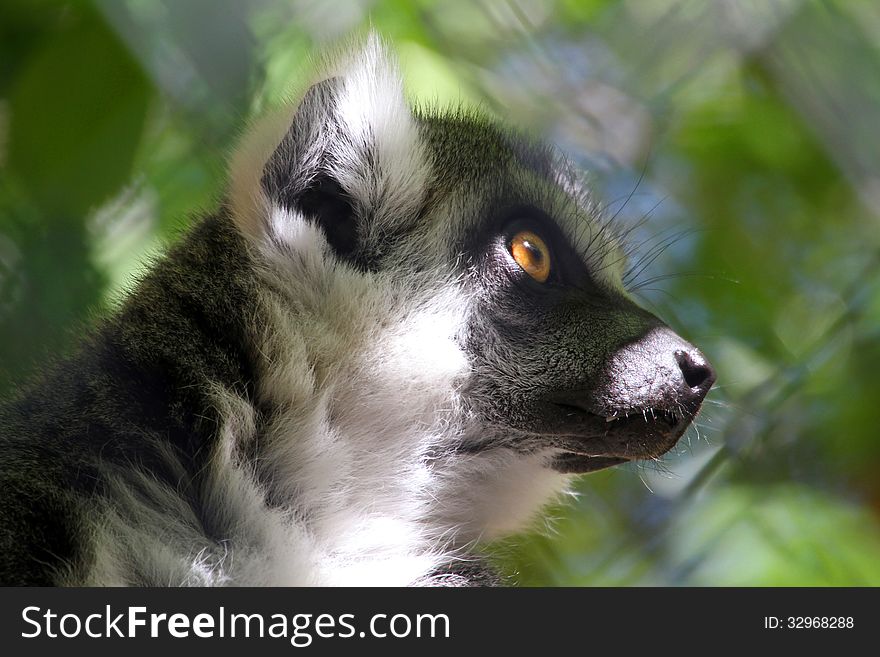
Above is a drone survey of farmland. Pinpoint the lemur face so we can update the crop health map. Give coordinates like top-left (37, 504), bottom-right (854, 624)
top-left (414, 117), bottom-right (715, 473)
top-left (459, 206), bottom-right (715, 473)
top-left (233, 36), bottom-right (714, 477)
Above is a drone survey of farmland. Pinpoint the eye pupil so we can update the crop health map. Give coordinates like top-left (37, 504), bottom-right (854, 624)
top-left (524, 241), bottom-right (543, 261)
top-left (509, 230), bottom-right (551, 283)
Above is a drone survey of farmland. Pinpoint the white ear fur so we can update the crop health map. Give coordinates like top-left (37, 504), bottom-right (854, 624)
top-left (229, 33), bottom-right (427, 246)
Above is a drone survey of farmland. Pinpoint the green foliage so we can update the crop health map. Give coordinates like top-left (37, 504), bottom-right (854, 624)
top-left (8, 4), bottom-right (150, 218)
top-left (1, 0), bottom-right (879, 585)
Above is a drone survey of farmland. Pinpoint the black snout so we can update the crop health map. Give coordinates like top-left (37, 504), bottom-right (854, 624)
top-left (548, 326), bottom-right (716, 419)
top-left (543, 326), bottom-right (716, 469)
top-left (605, 326), bottom-right (715, 415)
top-left (674, 348), bottom-right (715, 399)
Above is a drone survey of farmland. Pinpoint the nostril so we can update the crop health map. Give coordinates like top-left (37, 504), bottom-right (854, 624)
top-left (674, 349), bottom-right (715, 390)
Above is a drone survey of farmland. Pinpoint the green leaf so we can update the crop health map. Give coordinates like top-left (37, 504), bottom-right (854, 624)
top-left (7, 6), bottom-right (151, 219)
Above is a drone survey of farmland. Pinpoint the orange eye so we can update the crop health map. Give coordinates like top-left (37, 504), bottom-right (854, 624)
top-left (509, 230), bottom-right (551, 283)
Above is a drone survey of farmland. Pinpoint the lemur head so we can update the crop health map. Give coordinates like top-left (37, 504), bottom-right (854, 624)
top-left (229, 35), bottom-right (714, 538)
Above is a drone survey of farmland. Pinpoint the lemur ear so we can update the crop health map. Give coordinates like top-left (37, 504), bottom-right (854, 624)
top-left (260, 77), bottom-right (358, 257)
top-left (230, 34), bottom-right (427, 259)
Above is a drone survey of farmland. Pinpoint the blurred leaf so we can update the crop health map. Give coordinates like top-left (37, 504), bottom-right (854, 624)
top-left (7, 4), bottom-right (151, 218)
top-left (0, 180), bottom-right (104, 393)
top-left (672, 485), bottom-right (880, 585)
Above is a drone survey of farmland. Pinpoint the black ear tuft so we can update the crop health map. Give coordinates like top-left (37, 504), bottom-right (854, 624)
top-left (295, 175), bottom-right (358, 258)
top-left (259, 78), bottom-right (360, 260)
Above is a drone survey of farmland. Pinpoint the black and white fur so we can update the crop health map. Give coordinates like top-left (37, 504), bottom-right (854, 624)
top-left (0, 36), bottom-right (714, 586)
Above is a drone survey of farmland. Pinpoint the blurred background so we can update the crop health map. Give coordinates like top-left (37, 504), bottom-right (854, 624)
top-left (2, 0), bottom-right (879, 585)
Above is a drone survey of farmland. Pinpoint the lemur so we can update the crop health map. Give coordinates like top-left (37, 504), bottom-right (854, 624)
top-left (0, 35), bottom-right (714, 586)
